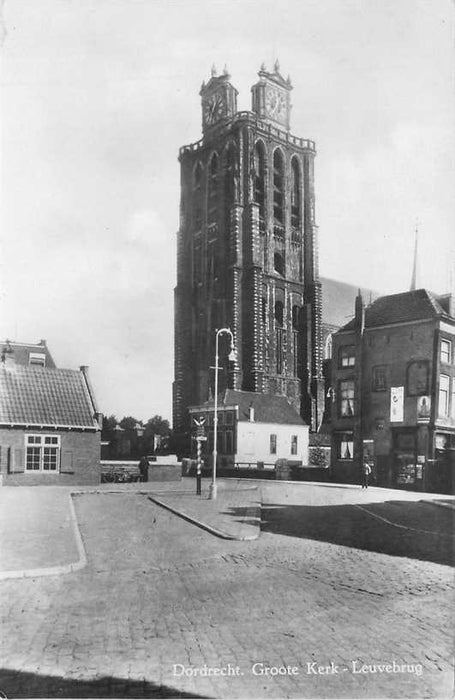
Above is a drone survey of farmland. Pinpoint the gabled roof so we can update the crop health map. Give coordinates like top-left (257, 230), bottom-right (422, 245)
top-left (320, 277), bottom-right (379, 329)
top-left (0, 364), bottom-right (99, 429)
top-left (191, 389), bottom-right (306, 426)
top-left (0, 340), bottom-right (56, 369)
top-left (340, 289), bottom-right (454, 332)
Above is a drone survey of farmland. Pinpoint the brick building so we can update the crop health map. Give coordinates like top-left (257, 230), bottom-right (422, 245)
top-left (330, 289), bottom-right (455, 492)
top-left (0, 340), bottom-right (101, 486)
top-left (173, 63), bottom-right (324, 448)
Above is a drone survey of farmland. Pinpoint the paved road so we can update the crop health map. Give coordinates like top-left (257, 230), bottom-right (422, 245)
top-left (0, 482), bottom-right (453, 698)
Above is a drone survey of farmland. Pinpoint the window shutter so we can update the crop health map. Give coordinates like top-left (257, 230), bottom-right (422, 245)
top-left (13, 448), bottom-right (25, 473)
top-left (61, 451), bottom-right (74, 473)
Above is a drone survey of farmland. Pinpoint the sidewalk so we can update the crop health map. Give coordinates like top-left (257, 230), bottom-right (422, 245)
top-left (0, 487), bottom-right (85, 579)
top-left (148, 479), bottom-right (261, 540)
top-left (0, 478), bottom-right (261, 579)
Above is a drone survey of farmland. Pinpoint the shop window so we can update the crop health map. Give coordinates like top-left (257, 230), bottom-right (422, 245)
top-left (338, 433), bottom-right (353, 460)
top-left (339, 345), bottom-right (355, 368)
top-left (372, 365), bottom-right (387, 392)
top-left (440, 339), bottom-right (451, 364)
top-left (339, 380), bottom-right (355, 417)
top-left (291, 435), bottom-right (298, 455)
top-left (270, 434), bottom-right (277, 455)
top-left (438, 374), bottom-right (450, 417)
top-left (25, 435), bottom-right (60, 472)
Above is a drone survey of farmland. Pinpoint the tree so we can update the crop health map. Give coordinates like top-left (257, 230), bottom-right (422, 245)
top-left (101, 414), bottom-right (118, 442)
top-left (119, 416), bottom-right (142, 431)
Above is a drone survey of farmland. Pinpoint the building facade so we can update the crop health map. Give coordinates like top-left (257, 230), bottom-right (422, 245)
top-left (173, 63), bottom-right (324, 446)
top-left (330, 290), bottom-right (455, 492)
top-left (189, 389), bottom-right (308, 468)
top-left (0, 341), bottom-right (101, 486)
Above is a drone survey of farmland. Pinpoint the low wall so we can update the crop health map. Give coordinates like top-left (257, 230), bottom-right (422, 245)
top-left (147, 463), bottom-right (181, 482)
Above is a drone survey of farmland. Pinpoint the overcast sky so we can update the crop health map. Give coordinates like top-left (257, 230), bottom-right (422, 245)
top-left (1, 0), bottom-right (454, 423)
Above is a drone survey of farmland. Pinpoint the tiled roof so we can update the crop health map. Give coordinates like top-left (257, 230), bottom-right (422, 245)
top-left (320, 277), bottom-right (379, 329)
top-left (193, 389), bottom-right (306, 425)
top-left (0, 364), bottom-right (99, 428)
top-left (0, 340), bottom-right (56, 369)
top-left (340, 288), bottom-right (453, 331)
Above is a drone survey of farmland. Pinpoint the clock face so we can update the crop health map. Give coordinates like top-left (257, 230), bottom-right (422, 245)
top-left (204, 93), bottom-right (225, 125)
top-left (265, 88), bottom-right (286, 120)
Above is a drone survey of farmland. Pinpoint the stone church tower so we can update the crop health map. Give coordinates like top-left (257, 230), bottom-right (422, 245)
top-left (173, 63), bottom-right (324, 442)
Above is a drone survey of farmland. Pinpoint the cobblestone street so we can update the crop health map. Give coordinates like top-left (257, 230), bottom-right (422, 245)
top-left (0, 481), bottom-right (453, 698)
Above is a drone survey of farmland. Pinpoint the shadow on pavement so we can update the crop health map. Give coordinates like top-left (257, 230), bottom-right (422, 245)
top-left (259, 500), bottom-right (454, 566)
top-left (0, 669), bottom-right (207, 699)
top-left (221, 506), bottom-right (260, 527)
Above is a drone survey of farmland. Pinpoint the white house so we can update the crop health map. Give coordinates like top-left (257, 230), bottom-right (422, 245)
top-left (189, 389), bottom-right (309, 468)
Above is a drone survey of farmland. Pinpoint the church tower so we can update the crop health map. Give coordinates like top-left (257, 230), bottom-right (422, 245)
top-left (173, 63), bottom-right (324, 443)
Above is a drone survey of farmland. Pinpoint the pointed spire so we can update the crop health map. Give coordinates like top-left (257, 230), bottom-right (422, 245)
top-left (410, 220), bottom-right (419, 291)
top-left (211, 64), bottom-right (217, 77)
top-left (223, 64), bottom-right (229, 76)
top-left (260, 61), bottom-right (266, 71)
top-left (274, 59), bottom-right (280, 73)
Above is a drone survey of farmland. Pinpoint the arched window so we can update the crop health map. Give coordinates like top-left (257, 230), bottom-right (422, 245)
top-left (290, 157), bottom-right (301, 229)
top-left (193, 161), bottom-right (203, 229)
top-left (224, 143), bottom-right (236, 208)
top-left (292, 305), bottom-right (300, 330)
top-left (273, 149), bottom-right (284, 225)
top-left (207, 153), bottom-right (219, 225)
top-left (254, 141), bottom-right (266, 221)
top-left (324, 334), bottom-right (333, 360)
top-left (274, 252), bottom-right (285, 276)
top-left (274, 300), bottom-right (284, 327)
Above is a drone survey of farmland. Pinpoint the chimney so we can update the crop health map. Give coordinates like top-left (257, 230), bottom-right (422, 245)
top-left (39, 339), bottom-right (47, 346)
top-left (248, 404), bottom-right (255, 422)
top-left (355, 290), bottom-right (365, 335)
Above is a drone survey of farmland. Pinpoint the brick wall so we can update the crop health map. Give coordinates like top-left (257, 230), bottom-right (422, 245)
top-left (0, 427), bottom-right (100, 486)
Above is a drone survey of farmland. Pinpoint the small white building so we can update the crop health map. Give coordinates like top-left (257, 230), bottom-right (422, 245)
top-left (189, 389), bottom-right (309, 468)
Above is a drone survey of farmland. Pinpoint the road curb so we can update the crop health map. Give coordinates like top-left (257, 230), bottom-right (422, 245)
top-left (0, 492), bottom-right (88, 581)
top-left (147, 494), bottom-right (261, 541)
top-left (420, 499), bottom-right (455, 511)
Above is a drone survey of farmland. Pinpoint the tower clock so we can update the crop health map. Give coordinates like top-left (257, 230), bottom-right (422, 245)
top-left (200, 66), bottom-right (238, 131)
top-left (251, 60), bottom-right (292, 130)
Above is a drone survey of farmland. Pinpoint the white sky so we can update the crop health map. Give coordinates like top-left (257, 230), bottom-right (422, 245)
top-left (1, 0), bottom-right (454, 422)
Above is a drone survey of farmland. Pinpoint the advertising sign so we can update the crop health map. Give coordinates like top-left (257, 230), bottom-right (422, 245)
top-left (390, 386), bottom-right (404, 423)
top-left (417, 395), bottom-right (431, 422)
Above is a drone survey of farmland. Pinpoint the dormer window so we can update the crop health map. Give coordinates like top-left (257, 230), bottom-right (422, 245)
top-left (29, 352), bottom-right (46, 367)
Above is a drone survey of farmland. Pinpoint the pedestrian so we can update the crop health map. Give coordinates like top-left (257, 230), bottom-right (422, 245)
top-left (138, 456), bottom-right (149, 483)
top-left (362, 460), bottom-right (371, 489)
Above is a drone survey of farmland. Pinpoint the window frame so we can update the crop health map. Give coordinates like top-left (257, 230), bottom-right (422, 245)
top-left (372, 365), bottom-right (387, 392)
top-left (270, 434), bottom-right (277, 455)
top-left (291, 435), bottom-right (298, 455)
top-left (337, 432), bottom-right (354, 460)
top-left (438, 374), bottom-right (450, 417)
top-left (25, 434), bottom-right (61, 473)
top-left (339, 379), bottom-right (355, 417)
top-left (339, 345), bottom-right (355, 368)
top-left (440, 339), bottom-right (451, 364)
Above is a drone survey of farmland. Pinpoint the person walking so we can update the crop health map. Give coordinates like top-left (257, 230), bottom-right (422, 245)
top-left (362, 460), bottom-right (371, 489)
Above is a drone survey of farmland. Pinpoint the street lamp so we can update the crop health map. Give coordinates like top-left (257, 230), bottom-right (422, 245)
top-left (210, 327), bottom-right (236, 500)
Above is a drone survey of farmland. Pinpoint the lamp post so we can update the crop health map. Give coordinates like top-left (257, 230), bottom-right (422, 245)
top-left (210, 327), bottom-right (236, 500)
